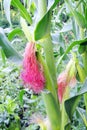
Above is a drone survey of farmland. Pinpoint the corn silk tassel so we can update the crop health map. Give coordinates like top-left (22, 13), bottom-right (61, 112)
top-left (21, 42), bottom-right (45, 93)
top-left (57, 59), bottom-right (77, 103)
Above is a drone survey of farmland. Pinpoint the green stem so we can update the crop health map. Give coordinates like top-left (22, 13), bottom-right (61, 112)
top-left (42, 91), bottom-right (61, 130)
top-left (79, 5), bottom-right (87, 77)
top-left (80, 40), bottom-right (87, 120)
top-left (37, 1), bottom-right (61, 129)
top-left (79, 3), bottom-right (87, 118)
top-left (61, 102), bottom-right (68, 130)
top-left (78, 2), bottom-right (87, 78)
top-left (42, 35), bottom-right (58, 101)
top-left (61, 87), bottom-right (70, 130)
top-left (42, 35), bottom-right (61, 130)
top-left (80, 22), bottom-right (87, 116)
top-left (37, 52), bottom-right (57, 99)
top-left (82, 48), bottom-right (87, 117)
top-left (38, 0), bottom-right (58, 103)
top-left (82, 51), bottom-right (87, 76)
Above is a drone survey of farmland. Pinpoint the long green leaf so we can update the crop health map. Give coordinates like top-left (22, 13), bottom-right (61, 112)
top-left (57, 38), bottom-right (87, 67)
top-left (76, 107), bottom-right (87, 127)
top-left (65, 95), bottom-right (81, 120)
top-left (34, 0), bottom-right (60, 40)
top-left (48, 0), bottom-right (59, 10)
top-left (73, 10), bottom-right (87, 29)
top-left (3, 0), bottom-right (12, 25)
top-left (8, 28), bottom-right (23, 40)
top-left (12, 0), bottom-right (32, 25)
top-left (34, 11), bottom-right (51, 40)
top-left (65, 79), bottom-right (87, 120)
top-left (52, 0), bottom-right (60, 9)
top-left (0, 48), bottom-right (6, 65)
top-left (0, 28), bottom-right (22, 63)
top-left (20, 17), bottom-right (33, 41)
top-left (65, 79), bottom-right (87, 129)
top-left (65, 0), bottom-right (87, 28)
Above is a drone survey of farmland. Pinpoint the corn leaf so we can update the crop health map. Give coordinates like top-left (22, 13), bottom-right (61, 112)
top-left (3, 0), bottom-right (12, 25)
top-left (57, 38), bottom-right (87, 67)
top-left (0, 28), bottom-right (22, 63)
top-left (34, 0), bottom-right (60, 40)
top-left (65, 79), bottom-right (87, 120)
top-left (12, 0), bottom-right (32, 25)
top-left (8, 28), bottom-right (23, 41)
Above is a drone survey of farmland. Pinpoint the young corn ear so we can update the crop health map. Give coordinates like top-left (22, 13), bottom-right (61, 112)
top-left (57, 59), bottom-right (76, 103)
top-left (21, 42), bottom-right (45, 93)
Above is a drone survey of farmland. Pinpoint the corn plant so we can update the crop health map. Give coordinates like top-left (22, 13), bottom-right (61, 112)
top-left (1, 0), bottom-right (87, 130)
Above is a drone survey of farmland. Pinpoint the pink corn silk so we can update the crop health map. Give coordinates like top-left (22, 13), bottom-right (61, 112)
top-left (57, 71), bottom-right (76, 103)
top-left (21, 42), bottom-right (45, 93)
top-left (57, 71), bottom-right (68, 103)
